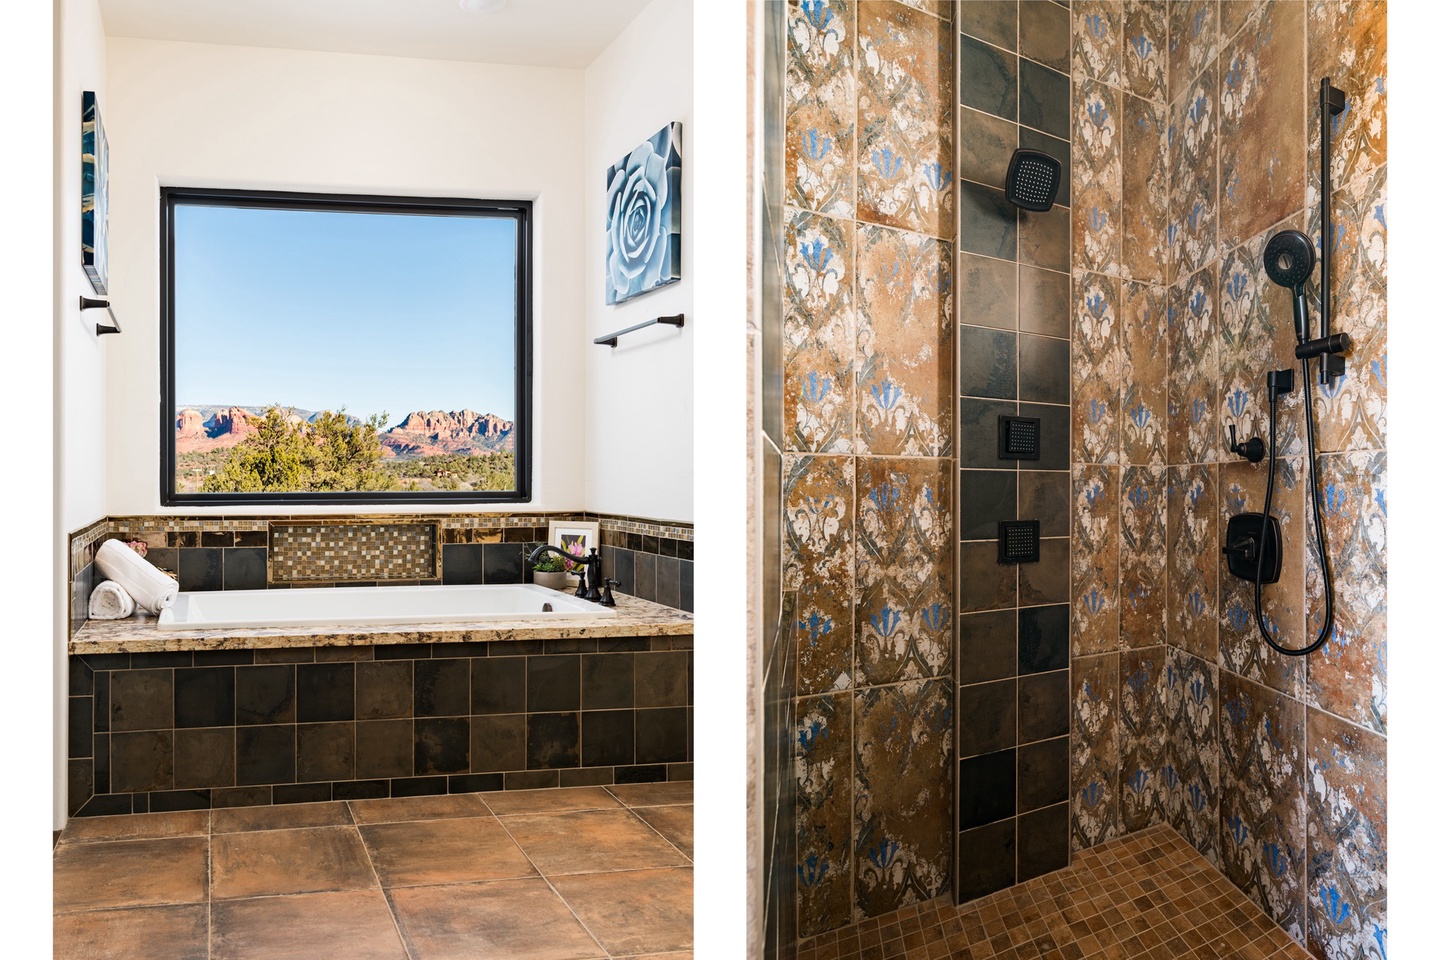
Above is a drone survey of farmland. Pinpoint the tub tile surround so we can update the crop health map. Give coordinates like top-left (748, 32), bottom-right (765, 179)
top-left (68, 512), bottom-right (695, 637)
top-left (66, 633), bottom-right (693, 819)
top-left (1068, 4), bottom-right (1387, 959)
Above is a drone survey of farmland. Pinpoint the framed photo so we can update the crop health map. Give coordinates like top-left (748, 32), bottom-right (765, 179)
top-left (81, 91), bottom-right (109, 294)
top-left (548, 520), bottom-right (601, 566)
top-left (604, 122), bottom-right (681, 304)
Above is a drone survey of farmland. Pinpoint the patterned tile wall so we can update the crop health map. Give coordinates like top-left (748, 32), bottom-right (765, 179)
top-left (783, 0), bottom-right (961, 937)
top-left (1071, 4), bottom-right (1388, 960)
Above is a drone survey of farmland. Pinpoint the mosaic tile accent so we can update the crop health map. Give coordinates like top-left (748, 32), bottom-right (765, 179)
top-left (855, 459), bottom-right (953, 686)
top-left (1218, 670), bottom-right (1305, 940)
top-left (855, 225), bottom-right (954, 457)
top-left (1072, 271), bottom-right (1121, 465)
top-left (1217, 0), bottom-right (1305, 251)
top-left (1166, 465), bottom-right (1218, 662)
top-left (1070, 653), bottom-right (1117, 850)
top-left (1118, 466), bottom-right (1166, 650)
top-left (1163, 648), bottom-right (1218, 865)
top-left (1308, 163), bottom-right (1387, 455)
top-left (1169, 65), bottom-right (1219, 281)
top-left (796, 825), bottom-right (1317, 960)
top-left (856, 2), bottom-right (955, 238)
top-left (1072, 1), bottom-right (1122, 87)
top-left (796, 692), bottom-right (854, 937)
top-left (1217, 458), bottom-right (1306, 700)
top-left (1121, 93), bottom-right (1167, 283)
top-left (269, 523), bottom-right (438, 583)
top-left (1305, 707), bottom-right (1387, 960)
top-left (1120, 281), bottom-right (1168, 466)
top-left (853, 679), bottom-right (953, 919)
top-left (1123, 0), bottom-right (1168, 102)
top-left (784, 210), bottom-right (856, 453)
top-left (787, 0), bottom-right (856, 217)
top-left (1071, 466), bottom-right (1118, 656)
top-left (1305, 0), bottom-right (1387, 210)
top-left (1217, 215), bottom-right (1306, 463)
top-left (1118, 646), bottom-right (1167, 834)
top-left (1072, 79), bottom-right (1122, 277)
top-left (1306, 450), bottom-right (1387, 734)
top-left (1168, 264), bottom-right (1219, 465)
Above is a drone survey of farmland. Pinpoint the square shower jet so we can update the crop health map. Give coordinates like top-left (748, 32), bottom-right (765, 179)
top-left (604, 122), bottom-right (682, 305)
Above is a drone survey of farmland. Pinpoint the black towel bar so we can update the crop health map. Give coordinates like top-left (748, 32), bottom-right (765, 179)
top-left (594, 313), bottom-right (684, 348)
top-left (79, 296), bottom-right (121, 336)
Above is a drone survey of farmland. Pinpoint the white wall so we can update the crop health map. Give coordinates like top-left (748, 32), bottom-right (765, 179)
top-left (102, 39), bottom-right (589, 514)
top-left (52, 0), bottom-right (110, 830)
top-left (583, 0), bottom-right (695, 523)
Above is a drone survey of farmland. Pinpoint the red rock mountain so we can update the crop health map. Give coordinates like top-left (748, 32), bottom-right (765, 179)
top-left (380, 409), bottom-right (515, 457)
top-left (173, 406), bottom-right (261, 453)
top-left (175, 406), bottom-right (514, 458)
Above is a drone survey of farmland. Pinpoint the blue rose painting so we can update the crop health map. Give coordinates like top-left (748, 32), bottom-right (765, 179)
top-left (605, 122), bottom-right (681, 304)
top-left (81, 90), bottom-right (109, 295)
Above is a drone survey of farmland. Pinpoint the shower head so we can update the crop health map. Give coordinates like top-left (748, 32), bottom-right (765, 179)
top-left (1262, 229), bottom-right (1316, 342)
top-left (1005, 149), bottom-right (1061, 212)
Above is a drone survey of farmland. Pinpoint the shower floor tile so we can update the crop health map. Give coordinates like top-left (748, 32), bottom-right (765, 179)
top-left (53, 786), bottom-right (694, 960)
top-left (796, 825), bottom-right (1316, 960)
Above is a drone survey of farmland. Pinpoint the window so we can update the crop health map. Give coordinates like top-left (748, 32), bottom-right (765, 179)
top-left (160, 187), bottom-right (531, 505)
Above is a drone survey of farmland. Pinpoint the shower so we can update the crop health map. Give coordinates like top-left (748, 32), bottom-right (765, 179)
top-left (1222, 78), bottom-right (1352, 657)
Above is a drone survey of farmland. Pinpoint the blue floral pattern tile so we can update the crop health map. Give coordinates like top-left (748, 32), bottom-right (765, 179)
top-left (1305, 707), bottom-right (1386, 960)
top-left (855, 458), bottom-right (953, 686)
top-left (1118, 646), bottom-right (1167, 833)
top-left (1073, 79), bottom-right (1122, 277)
top-left (1218, 671), bottom-right (1305, 939)
top-left (1119, 466), bottom-right (1166, 649)
top-left (784, 211), bottom-right (856, 454)
top-left (787, 0), bottom-right (856, 217)
top-left (1073, 271), bottom-right (1122, 465)
top-left (1072, 466), bottom-right (1120, 656)
top-left (1166, 465), bottom-right (1218, 662)
top-left (796, 692), bottom-right (854, 935)
top-left (1071, 653), bottom-right (1118, 850)
top-left (1163, 647), bottom-right (1218, 864)
top-left (853, 679), bottom-right (953, 918)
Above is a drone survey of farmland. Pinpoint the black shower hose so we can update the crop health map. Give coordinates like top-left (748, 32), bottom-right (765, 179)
top-left (1253, 355), bottom-right (1335, 656)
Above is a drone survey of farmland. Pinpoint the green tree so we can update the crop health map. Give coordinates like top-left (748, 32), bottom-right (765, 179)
top-left (202, 406), bottom-right (398, 493)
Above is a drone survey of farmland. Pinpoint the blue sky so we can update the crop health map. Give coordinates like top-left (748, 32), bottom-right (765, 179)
top-left (174, 203), bottom-right (518, 425)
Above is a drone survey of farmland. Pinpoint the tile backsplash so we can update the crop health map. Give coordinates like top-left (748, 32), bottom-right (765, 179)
top-left (69, 513), bottom-right (694, 635)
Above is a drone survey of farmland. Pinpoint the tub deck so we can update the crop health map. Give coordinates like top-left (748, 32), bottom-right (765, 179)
top-left (70, 591), bottom-right (694, 655)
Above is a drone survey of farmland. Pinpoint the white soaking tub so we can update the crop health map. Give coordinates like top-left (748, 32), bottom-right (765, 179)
top-left (156, 583), bottom-right (617, 631)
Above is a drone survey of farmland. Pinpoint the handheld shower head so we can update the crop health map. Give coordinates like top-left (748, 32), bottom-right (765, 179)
top-left (1263, 230), bottom-right (1316, 342)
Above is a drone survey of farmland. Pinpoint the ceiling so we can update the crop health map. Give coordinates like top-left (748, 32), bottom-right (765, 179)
top-left (96, 0), bottom-right (656, 69)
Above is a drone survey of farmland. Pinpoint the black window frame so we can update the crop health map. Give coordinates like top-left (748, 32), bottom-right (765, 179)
top-left (160, 186), bottom-right (533, 506)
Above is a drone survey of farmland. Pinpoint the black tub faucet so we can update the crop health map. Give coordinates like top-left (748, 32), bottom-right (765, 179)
top-left (528, 544), bottom-right (610, 605)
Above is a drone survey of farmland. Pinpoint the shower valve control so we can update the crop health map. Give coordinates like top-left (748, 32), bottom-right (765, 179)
top-left (1227, 424), bottom-right (1265, 464)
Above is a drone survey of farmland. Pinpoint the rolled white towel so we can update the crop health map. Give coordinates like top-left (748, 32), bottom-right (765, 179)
top-left (95, 538), bottom-right (180, 614)
top-left (88, 580), bottom-right (136, 620)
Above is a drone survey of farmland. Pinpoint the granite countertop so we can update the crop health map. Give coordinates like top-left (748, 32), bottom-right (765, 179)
top-left (69, 593), bottom-right (694, 655)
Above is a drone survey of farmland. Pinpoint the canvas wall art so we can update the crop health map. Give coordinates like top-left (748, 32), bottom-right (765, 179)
top-left (81, 90), bottom-right (109, 294)
top-left (604, 122), bottom-right (681, 304)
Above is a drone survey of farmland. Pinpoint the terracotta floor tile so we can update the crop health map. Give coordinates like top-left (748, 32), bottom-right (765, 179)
top-left (54, 838), bottom-right (209, 913)
top-left (360, 816), bottom-right (536, 886)
top-left (632, 804), bottom-right (694, 859)
top-left (550, 867), bottom-right (693, 956)
top-left (211, 826), bottom-right (376, 899)
top-left (58, 810), bottom-right (210, 845)
top-left (347, 793), bottom-right (493, 825)
top-left (388, 878), bottom-right (607, 960)
top-left (482, 785), bottom-right (625, 816)
top-left (211, 889), bottom-right (408, 960)
top-left (502, 809), bottom-right (692, 876)
top-left (605, 781), bottom-right (693, 806)
top-left (212, 800), bottom-right (353, 833)
top-left (54, 904), bottom-right (208, 960)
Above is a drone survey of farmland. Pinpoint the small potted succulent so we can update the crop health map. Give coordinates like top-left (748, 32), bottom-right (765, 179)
top-left (531, 551), bottom-right (572, 591)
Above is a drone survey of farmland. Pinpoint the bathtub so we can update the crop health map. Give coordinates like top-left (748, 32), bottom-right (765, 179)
top-left (155, 583), bottom-right (617, 631)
